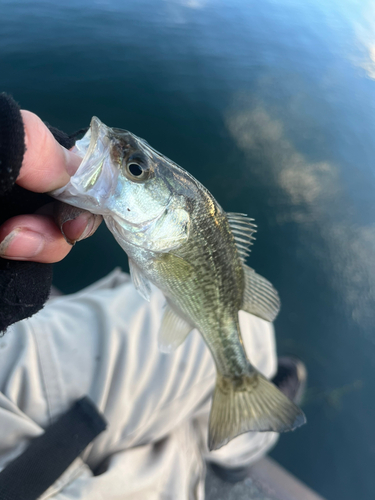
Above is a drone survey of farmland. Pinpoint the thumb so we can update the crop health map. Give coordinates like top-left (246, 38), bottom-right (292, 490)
top-left (17, 110), bottom-right (82, 193)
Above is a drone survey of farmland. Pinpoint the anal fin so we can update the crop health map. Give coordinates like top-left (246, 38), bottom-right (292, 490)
top-left (158, 302), bottom-right (193, 353)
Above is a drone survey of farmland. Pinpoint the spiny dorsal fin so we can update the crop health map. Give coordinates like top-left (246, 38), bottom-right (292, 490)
top-left (158, 302), bottom-right (194, 353)
top-left (226, 212), bottom-right (257, 262)
top-left (129, 258), bottom-right (152, 302)
top-left (241, 264), bottom-right (280, 322)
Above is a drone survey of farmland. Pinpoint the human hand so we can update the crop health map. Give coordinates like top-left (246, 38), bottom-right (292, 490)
top-left (0, 110), bottom-right (102, 263)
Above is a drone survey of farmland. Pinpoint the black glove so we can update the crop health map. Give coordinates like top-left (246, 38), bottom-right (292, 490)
top-left (0, 93), bottom-right (84, 334)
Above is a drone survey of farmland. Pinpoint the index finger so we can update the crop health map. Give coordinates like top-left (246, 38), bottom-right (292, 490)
top-left (17, 110), bottom-right (82, 193)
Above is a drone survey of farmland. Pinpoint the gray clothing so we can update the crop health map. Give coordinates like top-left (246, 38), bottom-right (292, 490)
top-left (0, 269), bottom-right (278, 499)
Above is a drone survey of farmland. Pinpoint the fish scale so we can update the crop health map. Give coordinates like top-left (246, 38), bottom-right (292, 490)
top-left (174, 207), bottom-right (245, 372)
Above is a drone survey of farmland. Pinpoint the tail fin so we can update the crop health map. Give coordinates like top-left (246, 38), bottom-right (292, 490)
top-left (208, 371), bottom-right (306, 451)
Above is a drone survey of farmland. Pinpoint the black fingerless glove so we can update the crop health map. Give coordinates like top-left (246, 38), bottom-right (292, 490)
top-left (0, 93), bottom-right (82, 334)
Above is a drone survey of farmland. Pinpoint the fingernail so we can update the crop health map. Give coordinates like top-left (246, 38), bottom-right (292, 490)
top-left (77, 217), bottom-right (96, 241)
top-left (61, 212), bottom-right (96, 244)
top-left (0, 229), bottom-right (44, 259)
top-left (61, 146), bottom-right (82, 176)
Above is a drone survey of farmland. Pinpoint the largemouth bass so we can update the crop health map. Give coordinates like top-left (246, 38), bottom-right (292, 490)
top-left (51, 117), bottom-right (306, 450)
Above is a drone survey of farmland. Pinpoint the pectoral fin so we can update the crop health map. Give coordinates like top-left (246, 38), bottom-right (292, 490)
top-left (129, 258), bottom-right (152, 302)
top-left (158, 302), bottom-right (193, 353)
top-left (241, 264), bottom-right (280, 322)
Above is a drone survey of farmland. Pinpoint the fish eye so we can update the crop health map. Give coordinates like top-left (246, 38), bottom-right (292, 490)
top-left (125, 161), bottom-right (149, 182)
top-left (128, 163), bottom-right (143, 177)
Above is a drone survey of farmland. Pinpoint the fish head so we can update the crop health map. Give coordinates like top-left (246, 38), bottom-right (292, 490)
top-left (51, 117), bottom-right (191, 252)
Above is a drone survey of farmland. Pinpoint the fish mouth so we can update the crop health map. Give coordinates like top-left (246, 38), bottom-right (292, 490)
top-left (82, 116), bottom-right (106, 161)
top-left (66, 117), bottom-right (120, 212)
top-left (72, 116), bottom-right (108, 166)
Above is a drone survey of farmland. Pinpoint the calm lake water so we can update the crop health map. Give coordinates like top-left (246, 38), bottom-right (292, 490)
top-left (2, 1), bottom-right (375, 498)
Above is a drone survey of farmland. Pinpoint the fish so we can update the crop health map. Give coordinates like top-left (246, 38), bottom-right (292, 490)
top-left (51, 117), bottom-right (306, 450)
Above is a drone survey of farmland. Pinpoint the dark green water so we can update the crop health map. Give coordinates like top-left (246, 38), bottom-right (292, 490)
top-left (2, 1), bottom-right (375, 498)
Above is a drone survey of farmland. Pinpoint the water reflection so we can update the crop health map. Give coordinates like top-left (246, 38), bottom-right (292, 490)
top-left (226, 95), bottom-right (375, 335)
top-left (352, 2), bottom-right (375, 79)
top-left (166, 0), bottom-right (207, 9)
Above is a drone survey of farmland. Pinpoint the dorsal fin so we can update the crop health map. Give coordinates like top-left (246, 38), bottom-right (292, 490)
top-left (241, 264), bottom-right (280, 322)
top-left (226, 212), bottom-right (257, 262)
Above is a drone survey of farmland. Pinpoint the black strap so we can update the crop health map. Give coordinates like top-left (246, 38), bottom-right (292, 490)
top-left (0, 397), bottom-right (107, 500)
